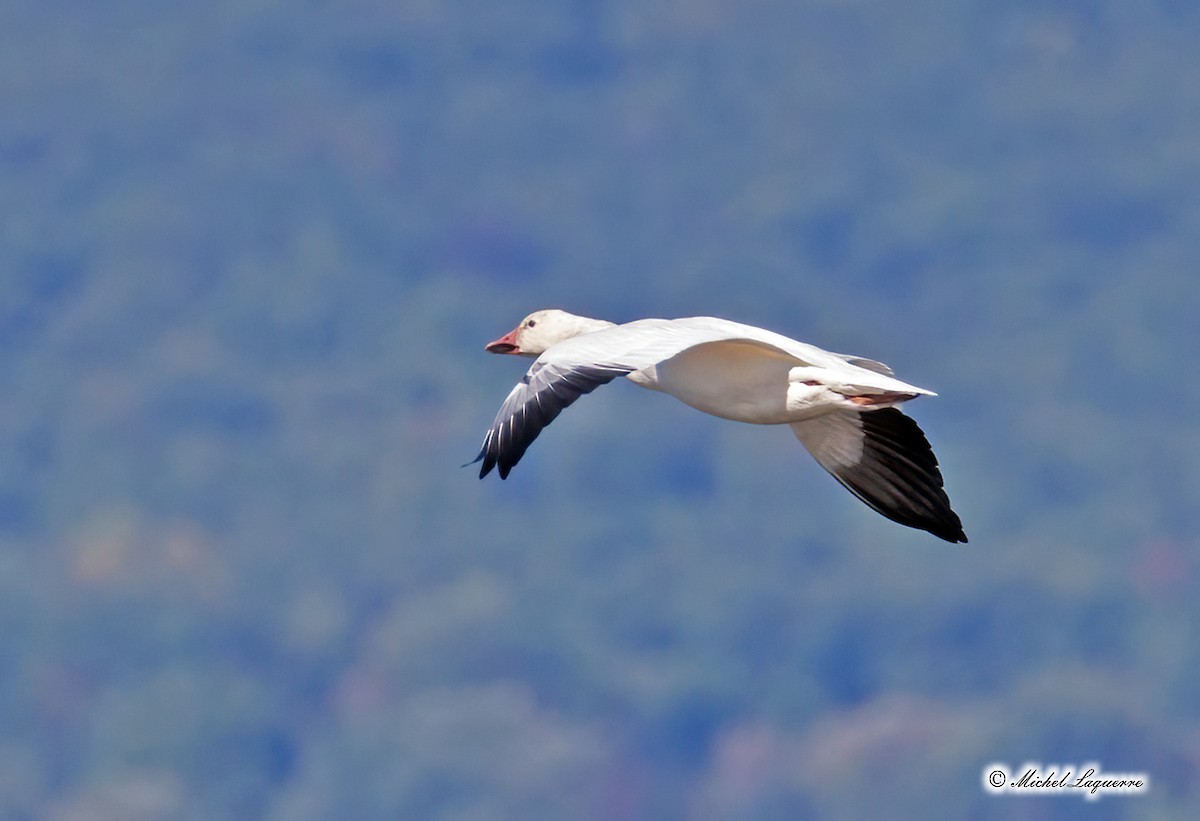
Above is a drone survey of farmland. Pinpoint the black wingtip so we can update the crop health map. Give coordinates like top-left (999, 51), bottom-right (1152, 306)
top-left (931, 519), bottom-right (969, 544)
top-left (473, 362), bottom-right (635, 485)
top-left (465, 443), bottom-right (499, 479)
top-left (832, 408), bottom-right (968, 544)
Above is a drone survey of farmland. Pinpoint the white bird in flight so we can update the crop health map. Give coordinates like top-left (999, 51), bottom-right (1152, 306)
top-left (472, 309), bottom-right (966, 543)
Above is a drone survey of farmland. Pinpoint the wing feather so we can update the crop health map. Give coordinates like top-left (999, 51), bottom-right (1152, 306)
top-left (472, 361), bottom-right (635, 479)
top-left (791, 408), bottom-right (967, 543)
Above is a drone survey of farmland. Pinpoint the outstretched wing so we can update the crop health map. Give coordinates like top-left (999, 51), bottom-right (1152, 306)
top-left (471, 360), bottom-right (636, 479)
top-left (790, 407), bottom-right (967, 543)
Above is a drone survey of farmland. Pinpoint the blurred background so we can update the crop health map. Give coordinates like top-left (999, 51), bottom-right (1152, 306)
top-left (2, 0), bottom-right (1198, 818)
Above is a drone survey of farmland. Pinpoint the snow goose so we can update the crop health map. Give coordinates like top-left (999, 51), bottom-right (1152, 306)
top-left (471, 309), bottom-right (967, 543)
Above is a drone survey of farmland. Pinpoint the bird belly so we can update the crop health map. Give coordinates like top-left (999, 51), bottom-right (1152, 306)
top-left (633, 342), bottom-right (799, 424)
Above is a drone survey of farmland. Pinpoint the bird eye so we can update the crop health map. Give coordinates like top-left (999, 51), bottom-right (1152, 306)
top-left (527, 320), bottom-right (537, 328)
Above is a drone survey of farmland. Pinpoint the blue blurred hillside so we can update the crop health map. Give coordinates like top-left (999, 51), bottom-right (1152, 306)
top-left (2, 1), bottom-right (1198, 818)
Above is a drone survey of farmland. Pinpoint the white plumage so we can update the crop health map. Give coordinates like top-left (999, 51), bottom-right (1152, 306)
top-left (472, 309), bottom-right (966, 543)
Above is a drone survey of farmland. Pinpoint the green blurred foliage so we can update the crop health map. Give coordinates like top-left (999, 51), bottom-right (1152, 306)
top-left (1, 0), bottom-right (1199, 818)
